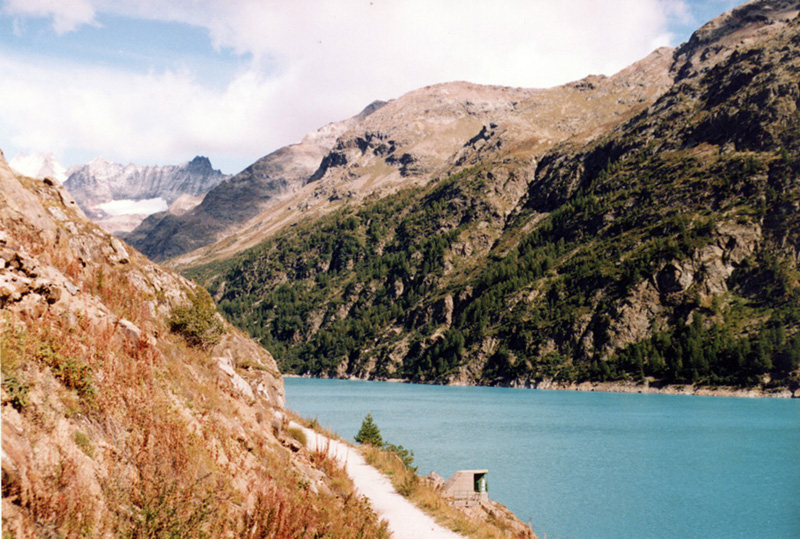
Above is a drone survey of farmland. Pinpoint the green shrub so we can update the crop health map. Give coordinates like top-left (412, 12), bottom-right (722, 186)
top-left (287, 427), bottom-right (307, 447)
top-left (74, 430), bottom-right (94, 458)
top-left (397, 474), bottom-right (418, 497)
top-left (38, 342), bottom-right (95, 405)
top-left (168, 288), bottom-right (224, 348)
top-left (385, 443), bottom-right (416, 472)
top-left (2, 375), bottom-right (29, 411)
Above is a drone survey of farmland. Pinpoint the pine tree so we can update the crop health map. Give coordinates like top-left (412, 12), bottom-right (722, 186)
top-left (355, 413), bottom-right (383, 446)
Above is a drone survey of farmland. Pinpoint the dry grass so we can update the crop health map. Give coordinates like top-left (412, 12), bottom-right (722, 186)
top-left (238, 433), bottom-right (389, 539)
top-left (286, 426), bottom-right (308, 446)
top-left (3, 292), bottom-right (392, 538)
top-left (1, 202), bottom-right (390, 537)
top-left (288, 411), bottom-right (348, 442)
top-left (362, 446), bottom-right (534, 539)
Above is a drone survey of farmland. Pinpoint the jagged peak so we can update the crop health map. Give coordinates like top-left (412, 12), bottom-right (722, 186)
top-left (86, 156), bottom-right (113, 169)
top-left (188, 155), bottom-right (212, 167)
top-left (185, 155), bottom-right (218, 174)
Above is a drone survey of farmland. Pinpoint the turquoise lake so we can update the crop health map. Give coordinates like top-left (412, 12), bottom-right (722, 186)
top-left (284, 378), bottom-right (800, 538)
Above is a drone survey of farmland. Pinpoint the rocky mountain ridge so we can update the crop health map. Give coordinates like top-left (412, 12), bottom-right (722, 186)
top-left (65, 155), bottom-right (228, 207)
top-left (130, 46), bottom-right (675, 265)
top-left (63, 155), bottom-right (229, 234)
top-left (125, 101), bottom-right (388, 261)
top-left (183, 0), bottom-right (800, 394)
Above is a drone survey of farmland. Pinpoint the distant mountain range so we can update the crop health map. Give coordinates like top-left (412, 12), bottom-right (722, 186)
top-left (64, 156), bottom-right (229, 208)
top-left (8, 153), bottom-right (230, 234)
top-left (65, 156), bottom-right (230, 233)
top-left (168, 0), bottom-right (799, 394)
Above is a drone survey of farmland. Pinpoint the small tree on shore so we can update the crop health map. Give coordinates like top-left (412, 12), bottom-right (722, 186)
top-left (355, 413), bottom-right (383, 446)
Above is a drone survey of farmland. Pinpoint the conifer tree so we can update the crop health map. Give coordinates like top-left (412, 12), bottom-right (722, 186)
top-left (355, 413), bottom-right (383, 446)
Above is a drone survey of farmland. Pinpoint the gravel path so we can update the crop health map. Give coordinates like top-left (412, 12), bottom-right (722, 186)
top-left (295, 424), bottom-right (464, 539)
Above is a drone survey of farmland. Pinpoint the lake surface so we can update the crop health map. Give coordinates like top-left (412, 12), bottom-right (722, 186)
top-left (284, 378), bottom-right (800, 538)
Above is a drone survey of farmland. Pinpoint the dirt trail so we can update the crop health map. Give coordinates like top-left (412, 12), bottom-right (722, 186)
top-left (295, 424), bottom-right (464, 539)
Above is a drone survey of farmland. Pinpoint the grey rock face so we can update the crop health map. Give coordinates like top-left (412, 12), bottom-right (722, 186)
top-left (64, 156), bottom-right (229, 213)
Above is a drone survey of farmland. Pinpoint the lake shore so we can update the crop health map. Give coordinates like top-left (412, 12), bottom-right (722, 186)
top-left (514, 379), bottom-right (799, 398)
top-left (282, 374), bottom-right (799, 398)
top-left (284, 376), bottom-right (800, 537)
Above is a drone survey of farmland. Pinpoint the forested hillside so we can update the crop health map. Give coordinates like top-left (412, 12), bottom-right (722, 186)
top-left (188, 2), bottom-right (800, 393)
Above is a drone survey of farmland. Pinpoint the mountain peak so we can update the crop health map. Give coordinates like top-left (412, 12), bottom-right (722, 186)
top-left (87, 156), bottom-right (112, 169)
top-left (186, 155), bottom-right (214, 173)
top-left (188, 155), bottom-right (211, 166)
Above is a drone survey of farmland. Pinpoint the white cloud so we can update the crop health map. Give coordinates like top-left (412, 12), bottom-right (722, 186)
top-left (0, 56), bottom-right (284, 171)
top-left (0, 0), bottom-right (690, 173)
top-left (3, 0), bottom-right (96, 34)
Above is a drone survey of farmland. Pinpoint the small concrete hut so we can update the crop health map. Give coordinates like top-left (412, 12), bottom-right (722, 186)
top-left (442, 469), bottom-right (488, 506)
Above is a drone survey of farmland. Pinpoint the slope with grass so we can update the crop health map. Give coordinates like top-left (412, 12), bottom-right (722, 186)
top-left (0, 149), bottom-right (389, 537)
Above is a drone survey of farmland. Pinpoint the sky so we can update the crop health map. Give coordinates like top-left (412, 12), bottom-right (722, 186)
top-left (0, 0), bottom-right (740, 174)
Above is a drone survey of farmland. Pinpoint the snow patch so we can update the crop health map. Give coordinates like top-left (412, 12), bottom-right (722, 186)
top-left (97, 198), bottom-right (168, 216)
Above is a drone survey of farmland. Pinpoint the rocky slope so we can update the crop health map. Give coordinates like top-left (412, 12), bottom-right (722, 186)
top-left (0, 150), bottom-right (391, 536)
top-left (125, 101), bottom-right (388, 261)
top-left (183, 0), bottom-right (800, 394)
top-left (63, 156), bottom-right (229, 233)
